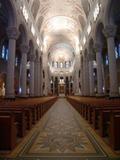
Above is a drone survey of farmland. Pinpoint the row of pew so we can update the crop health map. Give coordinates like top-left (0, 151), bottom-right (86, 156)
top-left (0, 96), bottom-right (57, 151)
top-left (67, 96), bottom-right (120, 151)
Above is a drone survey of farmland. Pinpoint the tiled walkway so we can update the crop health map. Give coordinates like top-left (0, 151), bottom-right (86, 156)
top-left (1, 98), bottom-right (117, 160)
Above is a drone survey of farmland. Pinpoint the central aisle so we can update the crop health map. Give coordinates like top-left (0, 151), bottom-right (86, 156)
top-left (11, 98), bottom-right (108, 160)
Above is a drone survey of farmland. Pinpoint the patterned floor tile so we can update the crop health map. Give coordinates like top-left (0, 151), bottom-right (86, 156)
top-left (16, 98), bottom-right (108, 159)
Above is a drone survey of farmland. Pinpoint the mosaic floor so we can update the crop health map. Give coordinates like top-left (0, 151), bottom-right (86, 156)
top-left (1, 98), bottom-right (119, 160)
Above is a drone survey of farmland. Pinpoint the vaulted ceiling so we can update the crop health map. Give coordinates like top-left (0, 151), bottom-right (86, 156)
top-left (29, 0), bottom-right (93, 73)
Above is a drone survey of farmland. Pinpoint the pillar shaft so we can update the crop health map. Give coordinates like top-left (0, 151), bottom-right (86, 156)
top-left (37, 60), bottom-right (40, 96)
top-left (103, 25), bottom-right (119, 97)
top-left (34, 59), bottom-right (38, 96)
top-left (85, 55), bottom-right (90, 96)
top-left (95, 43), bottom-right (104, 95)
top-left (20, 45), bottom-right (29, 97)
top-left (6, 27), bottom-right (18, 98)
top-left (30, 54), bottom-right (35, 96)
top-left (83, 55), bottom-right (90, 96)
top-left (89, 60), bottom-right (95, 96)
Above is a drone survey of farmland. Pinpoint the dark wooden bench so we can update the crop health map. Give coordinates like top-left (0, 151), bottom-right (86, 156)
top-left (0, 108), bottom-right (26, 137)
top-left (0, 114), bottom-right (17, 150)
top-left (0, 96), bottom-right (57, 151)
top-left (67, 96), bottom-right (120, 151)
top-left (109, 111), bottom-right (120, 150)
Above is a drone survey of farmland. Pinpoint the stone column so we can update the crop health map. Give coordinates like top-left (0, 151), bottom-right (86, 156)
top-left (103, 25), bottom-right (119, 97)
top-left (34, 58), bottom-right (38, 97)
top-left (85, 54), bottom-right (90, 96)
top-left (89, 55), bottom-right (95, 96)
top-left (94, 43), bottom-right (104, 96)
top-left (82, 55), bottom-right (86, 96)
top-left (39, 57), bottom-right (43, 96)
top-left (6, 27), bottom-right (18, 98)
top-left (37, 59), bottom-right (40, 96)
top-left (43, 54), bottom-right (49, 96)
top-left (53, 77), bottom-right (55, 95)
top-left (80, 58), bottom-right (84, 96)
top-left (29, 54), bottom-right (35, 97)
top-left (83, 54), bottom-right (90, 96)
top-left (20, 44), bottom-right (29, 97)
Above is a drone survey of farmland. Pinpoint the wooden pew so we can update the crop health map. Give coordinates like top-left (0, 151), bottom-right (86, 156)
top-left (0, 96), bottom-right (57, 151)
top-left (0, 114), bottom-right (17, 150)
top-left (67, 96), bottom-right (120, 151)
top-left (109, 111), bottom-right (120, 150)
top-left (0, 108), bottom-right (26, 137)
top-left (92, 106), bottom-right (120, 130)
top-left (98, 108), bottom-right (120, 137)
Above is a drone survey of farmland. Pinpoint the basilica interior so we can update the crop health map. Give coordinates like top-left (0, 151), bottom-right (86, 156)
top-left (0, 0), bottom-right (120, 159)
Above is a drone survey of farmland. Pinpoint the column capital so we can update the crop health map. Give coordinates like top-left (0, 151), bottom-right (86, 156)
top-left (29, 54), bottom-right (36, 62)
top-left (20, 44), bottom-right (29, 54)
top-left (94, 42), bottom-right (102, 52)
top-left (89, 53), bottom-right (94, 61)
top-left (35, 58), bottom-right (40, 63)
top-left (103, 24), bottom-right (117, 38)
top-left (7, 26), bottom-right (19, 40)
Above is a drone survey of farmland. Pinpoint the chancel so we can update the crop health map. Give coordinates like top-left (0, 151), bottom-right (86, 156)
top-left (0, 0), bottom-right (120, 159)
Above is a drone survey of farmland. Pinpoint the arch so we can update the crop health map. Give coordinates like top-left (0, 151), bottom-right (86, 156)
top-left (19, 24), bottom-right (28, 44)
top-left (104, 0), bottom-right (113, 25)
top-left (94, 22), bottom-right (105, 43)
top-left (78, 15), bottom-right (86, 30)
top-left (35, 49), bottom-right (39, 59)
top-left (80, 54), bottom-right (83, 65)
top-left (31, 0), bottom-right (40, 19)
top-left (37, 16), bottom-right (44, 32)
top-left (104, 0), bottom-right (120, 26)
top-left (81, 0), bottom-right (91, 17)
top-left (29, 40), bottom-right (34, 54)
top-left (88, 38), bottom-right (95, 60)
top-left (88, 38), bottom-right (94, 50)
top-left (1, 0), bottom-right (17, 26)
top-left (40, 56), bottom-right (42, 63)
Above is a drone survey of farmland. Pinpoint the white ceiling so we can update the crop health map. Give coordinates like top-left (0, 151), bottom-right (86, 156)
top-left (30, 0), bottom-right (93, 73)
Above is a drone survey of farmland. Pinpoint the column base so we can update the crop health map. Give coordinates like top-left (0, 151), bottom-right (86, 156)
top-left (29, 94), bottom-right (35, 97)
top-left (96, 93), bottom-right (105, 97)
top-left (5, 93), bottom-right (15, 99)
top-left (19, 94), bottom-right (28, 98)
top-left (109, 92), bottom-right (120, 98)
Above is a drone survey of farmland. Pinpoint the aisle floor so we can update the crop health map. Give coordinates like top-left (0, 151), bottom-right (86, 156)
top-left (1, 98), bottom-right (119, 160)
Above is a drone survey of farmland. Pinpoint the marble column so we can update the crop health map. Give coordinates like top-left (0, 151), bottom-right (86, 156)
top-left (94, 43), bottom-right (104, 96)
top-left (6, 27), bottom-right (18, 98)
top-left (20, 44), bottom-right (29, 97)
top-left (103, 25), bottom-right (119, 97)
top-left (89, 56), bottom-right (95, 96)
top-left (29, 54), bottom-right (35, 97)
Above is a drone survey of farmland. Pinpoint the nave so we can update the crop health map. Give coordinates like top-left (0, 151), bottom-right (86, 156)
top-left (0, 97), bottom-right (120, 160)
top-left (0, 0), bottom-right (120, 159)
